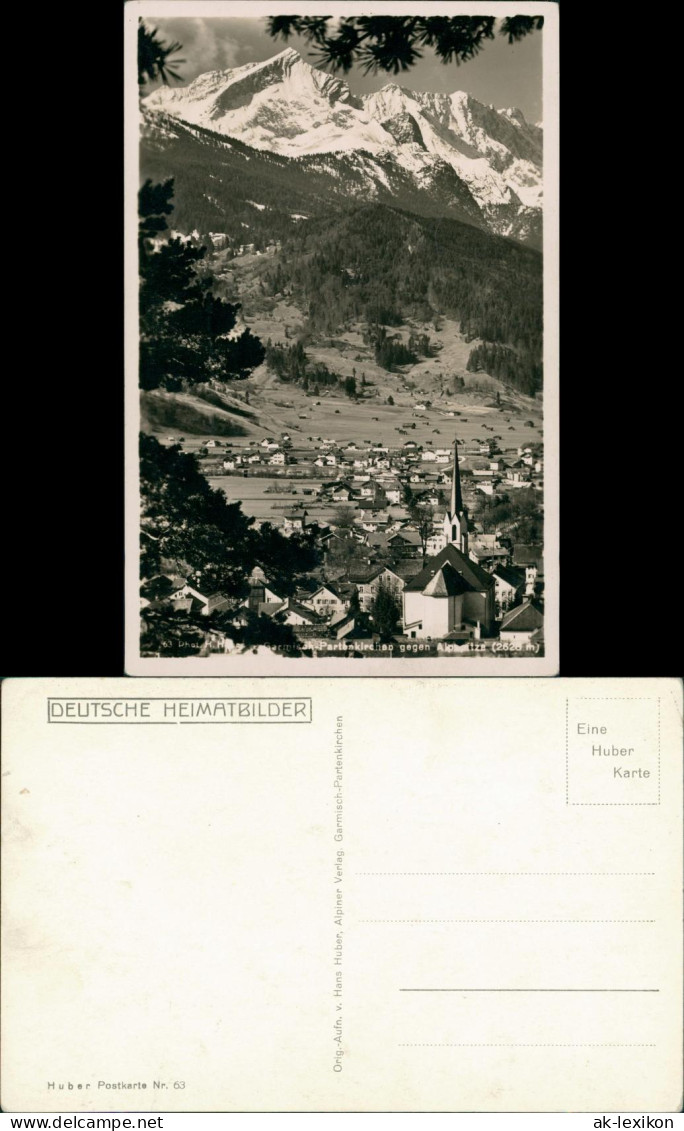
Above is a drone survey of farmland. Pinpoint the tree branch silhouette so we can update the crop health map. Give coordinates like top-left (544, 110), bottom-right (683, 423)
top-left (267, 15), bottom-right (543, 75)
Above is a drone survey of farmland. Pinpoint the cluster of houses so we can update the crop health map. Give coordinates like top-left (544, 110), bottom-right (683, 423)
top-left (213, 433), bottom-right (543, 494)
top-left (142, 438), bottom-right (545, 655)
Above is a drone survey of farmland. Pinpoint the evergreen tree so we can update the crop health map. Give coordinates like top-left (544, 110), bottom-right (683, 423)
top-left (466, 342), bottom-right (540, 396)
top-left (139, 180), bottom-right (265, 390)
top-left (140, 435), bottom-right (322, 654)
top-left (138, 178), bottom-right (174, 247)
top-left (265, 341), bottom-right (342, 390)
top-left (140, 433), bottom-right (254, 594)
top-left (218, 609), bottom-right (302, 654)
top-left (140, 605), bottom-right (206, 657)
top-left (248, 522), bottom-right (321, 598)
top-left (409, 503), bottom-right (434, 566)
top-left (370, 581), bottom-right (402, 640)
top-left (138, 21), bottom-right (185, 87)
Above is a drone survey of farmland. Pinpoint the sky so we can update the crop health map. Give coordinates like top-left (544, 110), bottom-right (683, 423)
top-left (147, 16), bottom-right (543, 123)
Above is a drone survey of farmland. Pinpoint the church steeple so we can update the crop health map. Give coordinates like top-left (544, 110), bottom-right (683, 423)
top-left (450, 437), bottom-right (464, 516)
top-left (443, 437), bottom-right (468, 554)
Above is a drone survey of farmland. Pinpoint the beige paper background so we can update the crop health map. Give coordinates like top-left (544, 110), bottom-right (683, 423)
top-left (124, 0), bottom-right (560, 676)
top-left (2, 677), bottom-right (681, 1112)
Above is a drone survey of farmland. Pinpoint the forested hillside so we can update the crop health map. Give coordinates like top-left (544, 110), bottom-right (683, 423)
top-left (140, 108), bottom-right (486, 242)
top-left (263, 205), bottom-right (543, 394)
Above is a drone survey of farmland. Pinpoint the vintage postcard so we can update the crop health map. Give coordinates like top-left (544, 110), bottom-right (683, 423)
top-left (125, 0), bottom-right (559, 674)
top-left (2, 677), bottom-right (681, 1112)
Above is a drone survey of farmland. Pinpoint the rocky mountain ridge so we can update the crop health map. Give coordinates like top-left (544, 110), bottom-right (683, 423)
top-left (144, 47), bottom-right (542, 244)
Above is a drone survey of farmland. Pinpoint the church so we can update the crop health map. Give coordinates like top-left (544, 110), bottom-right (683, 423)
top-left (402, 440), bottom-right (496, 639)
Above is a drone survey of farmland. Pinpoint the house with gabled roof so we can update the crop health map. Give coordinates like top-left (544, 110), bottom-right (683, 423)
top-left (426, 528), bottom-right (448, 557)
top-left (380, 479), bottom-right (402, 505)
top-left (329, 609), bottom-right (372, 641)
top-left (278, 601), bottom-right (322, 628)
top-left (304, 583), bottom-right (349, 620)
top-left (282, 507), bottom-right (307, 532)
top-left (358, 509), bottom-right (390, 531)
top-left (330, 482), bottom-right (356, 502)
top-left (512, 544), bottom-right (543, 596)
top-left (362, 531), bottom-right (390, 554)
top-left (178, 580), bottom-right (233, 617)
top-left (170, 597), bottom-right (197, 614)
top-left (492, 564), bottom-right (526, 613)
top-left (348, 565), bottom-right (404, 611)
top-left (499, 599), bottom-right (544, 644)
top-left (513, 544), bottom-right (543, 568)
top-left (469, 540), bottom-right (510, 569)
top-left (140, 574), bottom-right (187, 608)
top-left (387, 528), bottom-right (423, 558)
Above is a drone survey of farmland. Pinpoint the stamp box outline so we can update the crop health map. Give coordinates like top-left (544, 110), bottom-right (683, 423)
top-left (565, 697), bottom-right (661, 806)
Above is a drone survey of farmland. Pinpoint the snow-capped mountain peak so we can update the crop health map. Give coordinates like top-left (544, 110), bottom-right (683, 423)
top-left (144, 50), bottom-right (543, 242)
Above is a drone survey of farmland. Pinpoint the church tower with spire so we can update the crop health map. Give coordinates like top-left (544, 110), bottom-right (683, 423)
top-left (442, 438), bottom-right (468, 554)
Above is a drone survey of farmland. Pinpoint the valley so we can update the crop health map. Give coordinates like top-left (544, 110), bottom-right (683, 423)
top-left (143, 238), bottom-right (542, 479)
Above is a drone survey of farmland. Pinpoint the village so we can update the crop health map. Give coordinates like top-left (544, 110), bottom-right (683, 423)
top-left (141, 423), bottom-right (544, 658)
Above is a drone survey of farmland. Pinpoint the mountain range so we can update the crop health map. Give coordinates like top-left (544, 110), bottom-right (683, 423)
top-left (143, 47), bottom-right (543, 246)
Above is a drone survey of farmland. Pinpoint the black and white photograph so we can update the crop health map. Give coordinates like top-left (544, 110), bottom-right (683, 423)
top-left (125, 0), bottom-right (559, 674)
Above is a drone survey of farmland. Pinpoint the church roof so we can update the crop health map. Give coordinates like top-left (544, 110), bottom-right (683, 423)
top-left (405, 543), bottom-right (495, 593)
top-left (392, 560), bottom-right (425, 582)
top-left (423, 562), bottom-right (470, 598)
